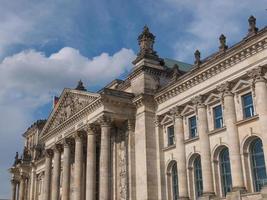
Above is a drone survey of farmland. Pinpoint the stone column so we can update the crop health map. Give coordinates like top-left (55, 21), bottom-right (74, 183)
top-left (171, 106), bottom-right (189, 199)
top-left (62, 138), bottom-right (73, 200)
top-left (43, 149), bottom-right (53, 200)
top-left (51, 144), bottom-right (63, 200)
top-left (11, 179), bottom-right (18, 200)
top-left (192, 96), bottom-right (214, 196)
top-left (19, 175), bottom-right (26, 200)
top-left (85, 124), bottom-right (96, 200)
top-left (29, 165), bottom-right (36, 200)
top-left (248, 66), bottom-right (267, 172)
top-left (74, 131), bottom-right (85, 200)
top-left (217, 82), bottom-right (245, 190)
top-left (98, 116), bottom-right (112, 200)
top-left (128, 120), bottom-right (136, 200)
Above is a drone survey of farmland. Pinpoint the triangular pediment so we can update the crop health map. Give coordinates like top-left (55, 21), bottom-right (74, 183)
top-left (181, 105), bottom-right (195, 116)
top-left (41, 89), bottom-right (100, 136)
top-left (205, 93), bottom-right (221, 105)
top-left (160, 114), bottom-right (173, 125)
top-left (232, 80), bottom-right (251, 93)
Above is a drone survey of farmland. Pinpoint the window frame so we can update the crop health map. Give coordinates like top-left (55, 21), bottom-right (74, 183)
top-left (213, 104), bottom-right (223, 129)
top-left (219, 148), bottom-right (232, 196)
top-left (188, 115), bottom-right (197, 138)
top-left (241, 92), bottom-right (255, 119)
top-left (194, 156), bottom-right (203, 198)
top-left (167, 125), bottom-right (175, 146)
top-left (171, 163), bottom-right (179, 200)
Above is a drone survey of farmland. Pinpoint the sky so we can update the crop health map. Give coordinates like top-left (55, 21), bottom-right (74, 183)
top-left (0, 0), bottom-right (267, 198)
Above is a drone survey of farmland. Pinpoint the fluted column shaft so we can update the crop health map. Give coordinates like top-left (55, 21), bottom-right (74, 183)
top-left (51, 144), bottom-right (63, 200)
top-left (174, 112), bottom-right (189, 199)
top-left (19, 176), bottom-right (26, 200)
top-left (29, 166), bottom-right (36, 200)
top-left (86, 125), bottom-right (96, 200)
top-left (196, 102), bottom-right (214, 195)
top-left (223, 92), bottom-right (245, 189)
top-left (11, 179), bottom-right (17, 200)
top-left (62, 138), bottom-right (73, 200)
top-left (74, 132), bottom-right (84, 200)
top-left (43, 149), bottom-right (53, 200)
top-left (250, 67), bottom-right (267, 170)
top-left (99, 117), bottom-right (111, 200)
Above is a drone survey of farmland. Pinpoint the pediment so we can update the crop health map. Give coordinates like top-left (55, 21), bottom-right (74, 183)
top-left (205, 93), bottom-right (221, 105)
top-left (232, 80), bottom-right (251, 93)
top-left (181, 105), bottom-right (195, 116)
top-left (160, 114), bottom-right (173, 125)
top-left (41, 89), bottom-right (100, 136)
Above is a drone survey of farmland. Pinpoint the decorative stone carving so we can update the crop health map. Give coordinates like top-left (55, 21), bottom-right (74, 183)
top-left (219, 34), bottom-right (228, 52)
top-left (170, 106), bottom-right (183, 119)
top-left (127, 120), bottom-right (135, 132)
top-left (84, 123), bottom-right (97, 135)
top-left (217, 81), bottom-right (233, 96)
top-left (132, 25), bottom-right (163, 65)
top-left (247, 66), bottom-right (267, 82)
top-left (194, 50), bottom-right (201, 66)
top-left (248, 15), bottom-right (258, 36)
top-left (63, 137), bottom-right (74, 147)
top-left (191, 95), bottom-right (205, 107)
top-left (13, 152), bottom-right (19, 166)
top-left (118, 131), bottom-right (128, 200)
top-left (54, 143), bottom-right (63, 153)
top-left (98, 115), bottom-right (112, 127)
top-left (45, 149), bottom-right (54, 158)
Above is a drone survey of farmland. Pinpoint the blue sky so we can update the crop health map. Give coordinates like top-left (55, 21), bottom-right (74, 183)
top-left (0, 0), bottom-right (267, 198)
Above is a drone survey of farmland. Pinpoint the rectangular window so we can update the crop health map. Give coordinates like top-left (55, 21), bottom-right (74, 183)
top-left (189, 116), bottom-right (197, 138)
top-left (167, 125), bottom-right (175, 146)
top-left (242, 93), bottom-right (254, 119)
top-left (213, 105), bottom-right (223, 129)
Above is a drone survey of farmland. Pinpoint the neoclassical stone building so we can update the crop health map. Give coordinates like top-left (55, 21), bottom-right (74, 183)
top-left (9, 16), bottom-right (267, 200)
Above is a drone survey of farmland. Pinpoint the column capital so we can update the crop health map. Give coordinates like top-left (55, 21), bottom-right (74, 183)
top-left (63, 137), bottom-right (74, 147)
top-left (54, 143), bottom-right (63, 153)
top-left (170, 106), bottom-right (183, 119)
top-left (217, 81), bottom-right (233, 97)
top-left (127, 119), bottom-right (135, 131)
top-left (191, 95), bottom-right (206, 108)
top-left (84, 123), bottom-right (97, 135)
top-left (247, 65), bottom-right (267, 83)
top-left (98, 115), bottom-right (112, 127)
top-left (45, 148), bottom-right (54, 158)
top-left (74, 130), bottom-right (86, 140)
top-left (11, 178), bottom-right (19, 185)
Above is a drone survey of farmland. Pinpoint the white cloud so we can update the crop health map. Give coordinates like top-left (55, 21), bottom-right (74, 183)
top-left (0, 47), bottom-right (135, 198)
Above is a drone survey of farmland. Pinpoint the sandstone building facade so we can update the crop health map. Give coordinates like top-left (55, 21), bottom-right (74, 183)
top-left (9, 16), bottom-right (267, 200)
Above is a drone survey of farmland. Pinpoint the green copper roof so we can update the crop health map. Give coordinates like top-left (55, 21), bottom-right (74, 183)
top-left (164, 58), bottom-right (193, 72)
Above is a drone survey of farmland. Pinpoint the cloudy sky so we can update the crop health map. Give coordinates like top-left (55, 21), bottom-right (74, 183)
top-left (0, 0), bottom-right (267, 197)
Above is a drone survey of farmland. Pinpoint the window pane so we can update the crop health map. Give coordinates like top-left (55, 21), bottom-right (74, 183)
top-left (213, 105), bottom-right (223, 129)
top-left (168, 125), bottom-right (175, 146)
top-left (189, 116), bottom-right (197, 138)
top-left (194, 156), bottom-right (203, 198)
top-left (220, 148), bottom-right (232, 196)
top-left (250, 138), bottom-right (267, 192)
top-left (172, 163), bottom-right (179, 200)
top-left (242, 93), bottom-right (254, 118)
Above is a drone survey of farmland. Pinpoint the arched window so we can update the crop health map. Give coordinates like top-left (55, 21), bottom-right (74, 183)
top-left (250, 138), bottom-right (267, 191)
top-left (219, 148), bottom-right (232, 196)
top-left (194, 156), bottom-right (203, 198)
top-left (171, 163), bottom-right (179, 200)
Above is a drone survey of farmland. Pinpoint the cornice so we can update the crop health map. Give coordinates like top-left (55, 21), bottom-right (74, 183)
top-left (155, 27), bottom-right (267, 105)
top-left (132, 93), bottom-right (155, 109)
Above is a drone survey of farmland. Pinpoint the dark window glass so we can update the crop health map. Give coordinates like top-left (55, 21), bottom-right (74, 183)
top-left (213, 105), bottom-right (223, 129)
top-left (194, 156), bottom-right (203, 198)
top-left (220, 148), bottom-right (232, 196)
top-left (242, 93), bottom-right (254, 119)
top-left (167, 125), bottom-right (175, 146)
top-left (172, 163), bottom-right (179, 200)
top-left (189, 116), bottom-right (197, 138)
top-left (250, 138), bottom-right (267, 192)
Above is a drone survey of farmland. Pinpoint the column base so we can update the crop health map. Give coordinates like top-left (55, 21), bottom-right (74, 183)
top-left (178, 196), bottom-right (189, 200)
top-left (232, 186), bottom-right (246, 193)
top-left (199, 192), bottom-right (215, 200)
top-left (261, 185), bottom-right (267, 199)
